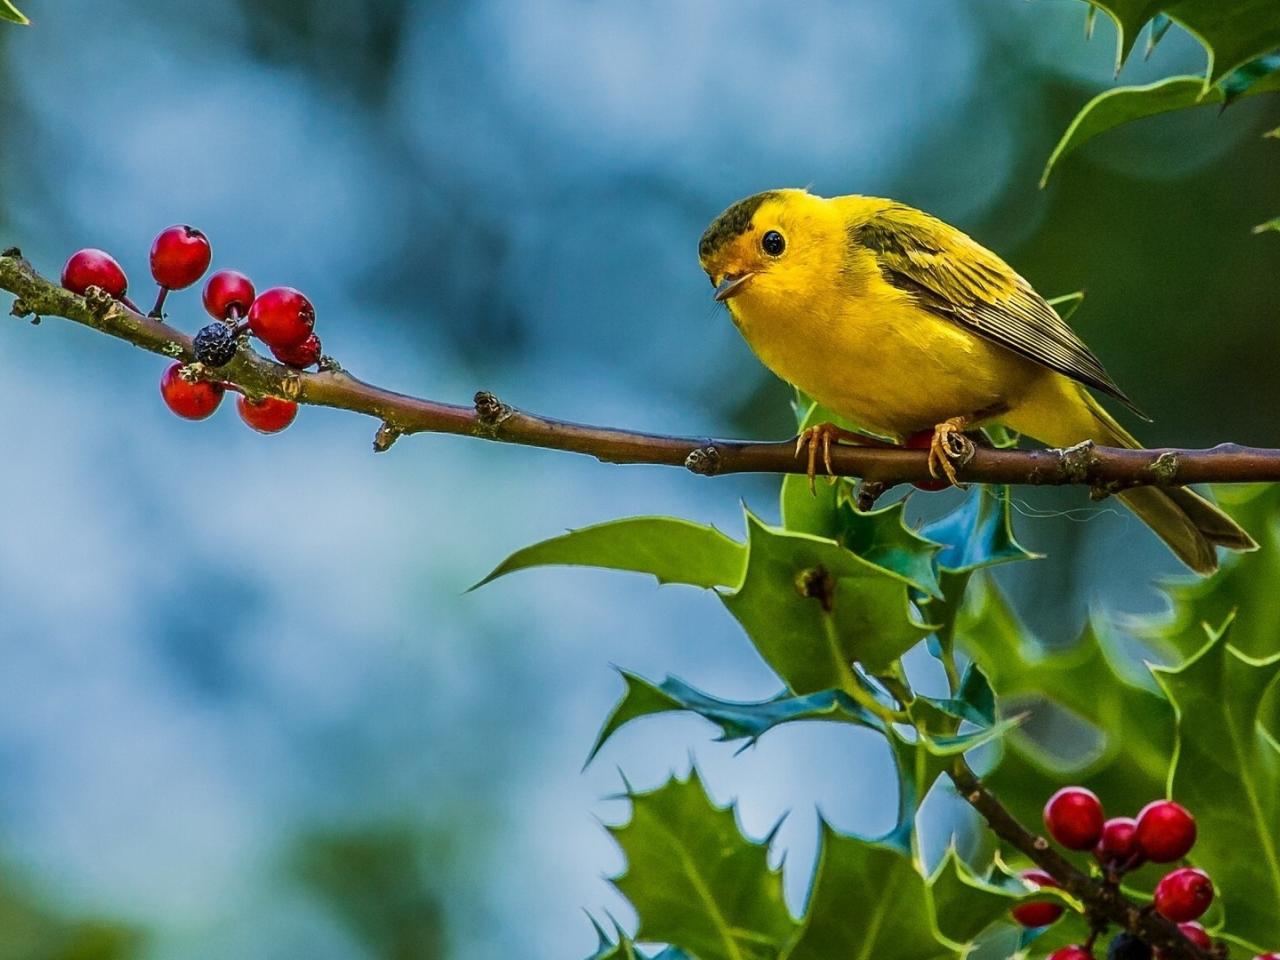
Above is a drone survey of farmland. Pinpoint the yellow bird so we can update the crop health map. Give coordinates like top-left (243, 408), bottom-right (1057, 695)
top-left (698, 188), bottom-right (1256, 574)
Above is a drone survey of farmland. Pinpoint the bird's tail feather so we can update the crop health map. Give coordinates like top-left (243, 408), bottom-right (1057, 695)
top-left (1013, 381), bottom-right (1256, 574)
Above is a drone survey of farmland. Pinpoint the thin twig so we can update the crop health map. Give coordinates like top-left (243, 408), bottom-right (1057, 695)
top-left (4, 251), bottom-right (1280, 490)
top-left (948, 761), bottom-right (1218, 960)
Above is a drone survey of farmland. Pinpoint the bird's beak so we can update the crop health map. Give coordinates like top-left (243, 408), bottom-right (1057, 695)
top-left (713, 272), bottom-right (755, 302)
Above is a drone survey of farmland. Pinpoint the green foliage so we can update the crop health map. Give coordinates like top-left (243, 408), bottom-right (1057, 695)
top-left (292, 827), bottom-right (447, 960)
top-left (0, 863), bottom-right (143, 960)
top-left (609, 773), bottom-right (794, 960)
top-left (926, 849), bottom-right (1023, 945)
top-left (0, 1), bottom-right (27, 25)
top-left (959, 578), bottom-right (1174, 829)
top-left (723, 513), bottom-right (932, 685)
top-left (1084, 0), bottom-right (1280, 82)
top-left (1142, 484), bottom-right (1280, 659)
top-left (1042, 66), bottom-right (1280, 186)
top-left (475, 516), bottom-right (745, 590)
top-left (1154, 622), bottom-right (1280, 953)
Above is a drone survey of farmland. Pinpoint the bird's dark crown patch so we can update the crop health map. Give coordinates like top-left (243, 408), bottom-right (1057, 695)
top-left (699, 191), bottom-right (778, 261)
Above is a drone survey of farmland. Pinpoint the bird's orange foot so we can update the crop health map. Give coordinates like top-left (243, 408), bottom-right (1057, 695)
top-left (927, 417), bottom-right (976, 487)
top-left (795, 422), bottom-right (869, 494)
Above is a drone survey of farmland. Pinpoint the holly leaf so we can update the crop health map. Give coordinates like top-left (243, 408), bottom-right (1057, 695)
top-left (609, 772), bottom-right (795, 960)
top-left (782, 827), bottom-right (958, 960)
top-left (473, 517), bottom-right (745, 590)
top-left (1153, 621), bottom-right (1280, 952)
top-left (832, 500), bottom-right (945, 599)
top-left (921, 663), bottom-right (997, 728)
top-left (958, 578), bottom-right (1173, 828)
top-left (1042, 66), bottom-right (1280, 186)
top-left (0, 0), bottom-right (28, 25)
top-left (584, 919), bottom-right (695, 960)
top-left (1082, 1), bottom-right (1280, 83)
top-left (722, 513), bottom-right (932, 689)
top-left (1142, 484), bottom-right (1279, 659)
top-left (779, 398), bottom-right (861, 539)
top-left (1221, 52), bottom-right (1280, 104)
top-left (927, 848), bottom-right (1023, 945)
top-left (1254, 217), bottom-right (1280, 235)
top-left (586, 670), bottom-right (882, 765)
top-left (920, 487), bottom-right (1039, 574)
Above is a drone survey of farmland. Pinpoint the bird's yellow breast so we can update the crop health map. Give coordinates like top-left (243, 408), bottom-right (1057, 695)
top-left (726, 271), bottom-right (1038, 439)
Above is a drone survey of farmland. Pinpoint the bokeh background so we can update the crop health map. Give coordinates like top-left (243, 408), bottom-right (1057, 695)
top-left (0, 1), bottom-right (1277, 958)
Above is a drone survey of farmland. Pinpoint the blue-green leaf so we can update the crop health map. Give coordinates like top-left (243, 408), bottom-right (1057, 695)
top-left (586, 671), bottom-right (882, 765)
top-left (926, 848), bottom-right (1024, 945)
top-left (473, 517), bottom-right (745, 590)
top-left (920, 487), bottom-right (1039, 574)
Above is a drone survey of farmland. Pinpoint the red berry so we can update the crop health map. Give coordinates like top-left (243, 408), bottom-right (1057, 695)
top-left (150, 225), bottom-right (212, 290)
top-left (1175, 922), bottom-right (1211, 951)
top-left (202, 269), bottom-right (256, 320)
top-left (904, 429), bottom-right (948, 491)
top-left (270, 332), bottom-right (322, 369)
top-left (1253, 954), bottom-right (1280, 959)
top-left (1044, 787), bottom-right (1105, 851)
top-left (160, 362), bottom-right (223, 420)
top-left (1011, 869), bottom-right (1064, 927)
top-left (1048, 948), bottom-right (1093, 960)
top-left (247, 287), bottom-right (315, 349)
top-left (236, 395), bottom-right (298, 434)
top-left (1154, 867), bottom-right (1214, 923)
top-left (1094, 817), bottom-right (1143, 867)
top-left (61, 248), bottom-right (128, 297)
top-left (1136, 801), bottom-right (1196, 863)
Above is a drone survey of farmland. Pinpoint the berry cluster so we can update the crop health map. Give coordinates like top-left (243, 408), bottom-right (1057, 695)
top-left (60, 226), bottom-right (325, 435)
top-left (1012, 787), bottom-right (1241, 959)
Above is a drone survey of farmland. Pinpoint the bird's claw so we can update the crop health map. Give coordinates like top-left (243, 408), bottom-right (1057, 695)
top-left (927, 418), bottom-right (975, 487)
top-left (795, 422), bottom-right (858, 494)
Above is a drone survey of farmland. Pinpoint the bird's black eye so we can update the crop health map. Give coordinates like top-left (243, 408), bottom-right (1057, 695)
top-left (761, 230), bottom-right (785, 256)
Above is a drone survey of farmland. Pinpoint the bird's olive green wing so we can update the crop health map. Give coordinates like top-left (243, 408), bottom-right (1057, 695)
top-left (853, 204), bottom-right (1143, 417)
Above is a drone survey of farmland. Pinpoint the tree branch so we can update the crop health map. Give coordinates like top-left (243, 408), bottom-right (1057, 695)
top-left (949, 761), bottom-right (1221, 960)
top-left (4, 249), bottom-right (1279, 490)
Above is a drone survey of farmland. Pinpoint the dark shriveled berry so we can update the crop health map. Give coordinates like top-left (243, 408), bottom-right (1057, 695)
top-left (193, 323), bottom-right (238, 368)
top-left (1107, 932), bottom-right (1152, 960)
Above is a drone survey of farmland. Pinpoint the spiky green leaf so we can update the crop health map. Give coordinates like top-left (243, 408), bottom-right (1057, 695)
top-left (473, 517), bottom-right (745, 590)
top-left (782, 828), bottom-right (958, 960)
top-left (0, 0), bottom-right (28, 25)
top-left (609, 773), bottom-right (794, 960)
top-left (1042, 67), bottom-right (1280, 186)
top-left (958, 578), bottom-right (1173, 828)
top-left (1153, 622), bottom-right (1280, 952)
top-left (1143, 484), bottom-right (1278, 659)
top-left (586, 671), bottom-right (882, 765)
top-left (926, 849), bottom-right (1023, 945)
top-left (723, 514), bottom-right (932, 688)
top-left (920, 487), bottom-right (1039, 574)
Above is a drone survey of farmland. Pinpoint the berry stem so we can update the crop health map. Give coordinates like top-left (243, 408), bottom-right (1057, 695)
top-left (149, 285), bottom-right (169, 318)
top-left (948, 760), bottom-right (1217, 960)
top-left (120, 294), bottom-right (144, 314)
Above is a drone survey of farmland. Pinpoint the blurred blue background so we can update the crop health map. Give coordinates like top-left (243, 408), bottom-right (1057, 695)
top-left (0, 1), bottom-right (1277, 957)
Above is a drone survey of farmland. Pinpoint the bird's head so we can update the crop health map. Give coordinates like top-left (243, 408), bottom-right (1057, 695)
top-left (698, 189), bottom-right (851, 316)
